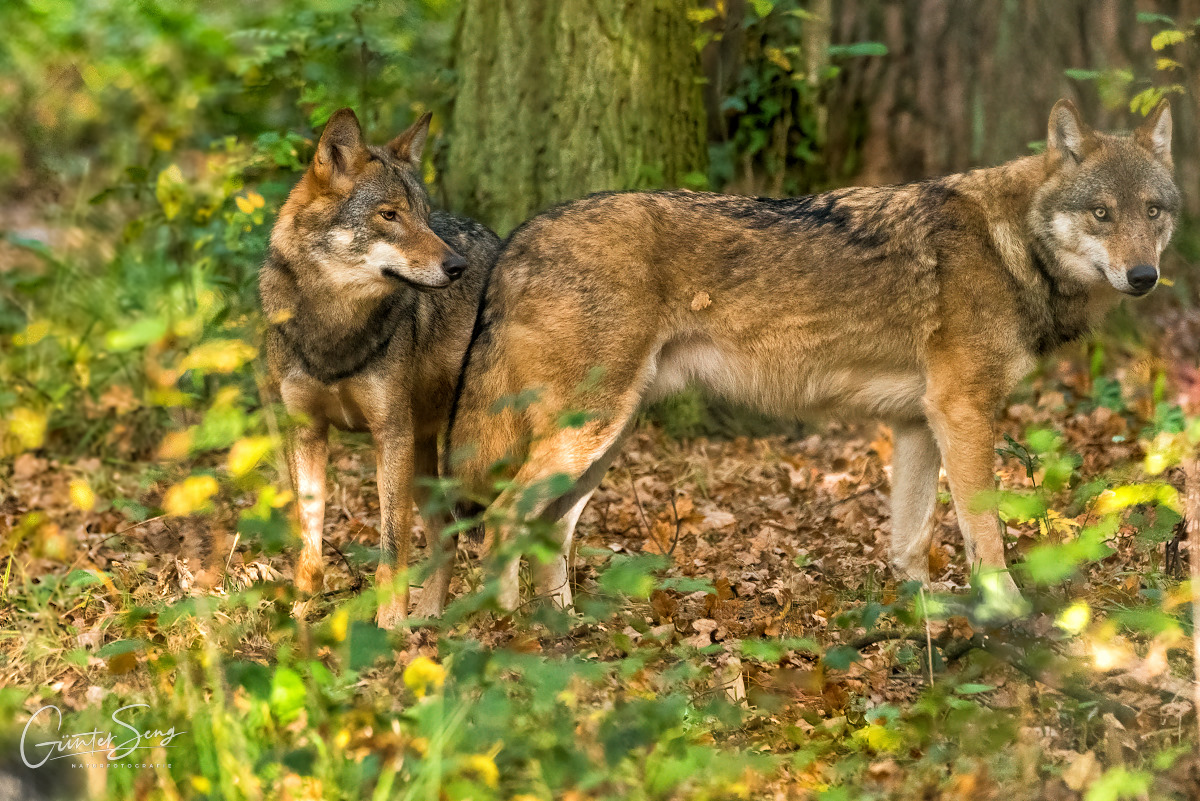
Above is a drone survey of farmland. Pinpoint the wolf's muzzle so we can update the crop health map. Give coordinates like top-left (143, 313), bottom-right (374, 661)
top-left (443, 252), bottom-right (468, 280)
top-left (1126, 264), bottom-right (1158, 295)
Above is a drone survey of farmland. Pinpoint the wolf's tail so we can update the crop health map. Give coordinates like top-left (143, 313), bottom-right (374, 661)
top-left (444, 281), bottom-right (529, 501)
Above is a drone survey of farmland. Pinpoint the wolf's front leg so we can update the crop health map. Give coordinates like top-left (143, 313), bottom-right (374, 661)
top-left (291, 422), bottom-right (329, 595)
top-left (888, 419), bottom-right (942, 585)
top-left (410, 435), bottom-right (456, 619)
top-left (375, 425), bottom-right (415, 628)
top-left (923, 387), bottom-right (1022, 601)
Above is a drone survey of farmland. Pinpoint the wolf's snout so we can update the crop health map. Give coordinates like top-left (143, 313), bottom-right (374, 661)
top-left (442, 252), bottom-right (468, 280)
top-left (1126, 264), bottom-right (1158, 295)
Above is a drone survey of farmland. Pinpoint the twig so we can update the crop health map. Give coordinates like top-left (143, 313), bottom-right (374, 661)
top-left (831, 482), bottom-right (884, 506)
top-left (667, 494), bottom-right (682, 556)
top-left (320, 526), bottom-right (365, 598)
top-left (844, 627), bottom-right (1139, 726)
top-left (628, 468), bottom-right (671, 555)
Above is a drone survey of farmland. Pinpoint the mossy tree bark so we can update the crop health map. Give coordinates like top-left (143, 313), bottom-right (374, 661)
top-left (441, 0), bottom-right (707, 235)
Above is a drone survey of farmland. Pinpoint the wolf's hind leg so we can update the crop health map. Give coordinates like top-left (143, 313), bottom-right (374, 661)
top-left (887, 419), bottom-right (942, 585)
top-left (532, 425), bottom-right (632, 608)
top-left (488, 414), bottom-right (636, 612)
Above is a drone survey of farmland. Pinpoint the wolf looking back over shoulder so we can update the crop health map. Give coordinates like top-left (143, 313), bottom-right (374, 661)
top-left (260, 108), bottom-right (500, 627)
top-left (439, 99), bottom-right (1179, 616)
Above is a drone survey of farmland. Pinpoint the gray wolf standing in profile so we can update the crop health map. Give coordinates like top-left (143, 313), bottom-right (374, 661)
top-left (438, 100), bottom-right (1177, 615)
top-left (261, 108), bottom-right (500, 626)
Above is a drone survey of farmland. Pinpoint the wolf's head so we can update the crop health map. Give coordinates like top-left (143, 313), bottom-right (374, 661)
top-left (1030, 99), bottom-right (1179, 297)
top-left (271, 108), bottom-right (465, 293)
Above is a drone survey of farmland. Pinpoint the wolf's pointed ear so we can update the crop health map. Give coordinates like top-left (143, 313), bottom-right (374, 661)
top-left (388, 112), bottom-right (432, 168)
top-left (1047, 99), bottom-right (1093, 166)
top-left (314, 108), bottom-right (368, 189)
top-left (1134, 100), bottom-right (1172, 167)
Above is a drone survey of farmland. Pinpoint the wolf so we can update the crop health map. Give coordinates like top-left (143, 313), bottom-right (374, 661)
top-left (435, 99), bottom-right (1177, 615)
top-left (261, 108), bottom-right (500, 626)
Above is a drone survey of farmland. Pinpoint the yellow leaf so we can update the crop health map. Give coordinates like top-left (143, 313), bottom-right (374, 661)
top-left (235, 194), bottom-right (254, 214)
top-left (164, 475), bottom-right (219, 516)
top-left (152, 132), bottom-right (175, 152)
top-left (1151, 29), bottom-right (1189, 50)
top-left (247, 190), bottom-right (265, 209)
top-left (69, 479), bottom-right (96, 512)
top-left (330, 609), bottom-right (349, 643)
top-left (158, 430), bottom-right (193, 461)
top-left (403, 656), bottom-right (446, 699)
top-left (1156, 57), bottom-right (1181, 71)
top-left (1056, 601), bottom-right (1090, 636)
top-left (190, 776), bottom-right (212, 794)
top-left (852, 723), bottom-right (902, 752)
top-left (5, 407), bottom-right (48, 454)
top-left (461, 753), bottom-right (499, 788)
top-left (765, 46), bottom-right (792, 71)
top-left (156, 164), bottom-right (186, 221)
top-left (13, 320), bottom-right (49, 347)
top-left (179, 340), bottom-right (258, 374)
top-left (228, 436), bottom-right (274, 477)
top-left (1094, 483), bottom-right (1180, 514)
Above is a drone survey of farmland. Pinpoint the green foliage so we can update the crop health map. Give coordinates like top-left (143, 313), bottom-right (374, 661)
top-left (695, 1), bottom-right (886, 195)
top-left (1064, 12), bottom-right (1197, 117)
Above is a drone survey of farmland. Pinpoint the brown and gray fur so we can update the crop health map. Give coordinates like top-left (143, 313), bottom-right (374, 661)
top-left (440, 100), bottom-right (1178, 614)
top-left (261, 108), bottom-right (500, 626)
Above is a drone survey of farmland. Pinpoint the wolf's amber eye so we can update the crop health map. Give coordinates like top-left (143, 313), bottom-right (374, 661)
top-left (1147, 206), bottom-right (1160, 219)
top-left (380, 209), bottom-right (398, 222)
top-left (1092, 207), bottom-right (1108, 220)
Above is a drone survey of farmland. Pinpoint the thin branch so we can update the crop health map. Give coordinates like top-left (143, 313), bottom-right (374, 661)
top-left (844, 627), bottom-right (1139, 726)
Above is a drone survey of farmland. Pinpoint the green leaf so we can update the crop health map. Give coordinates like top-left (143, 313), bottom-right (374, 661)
top-left (270, 666), bottom-right (306, 723)
top-left (105, 317), bottom-right (167, 352)
top-left (1084, 767), bottom-right (1151, 801)
top-left (598, 554), bottom-right (668, 599)
top-left (66, 569), bottom-right (104, 587)
top-left (1129, 87), bottom-right (1164, 116)
top-left (347, 621), bottom-right (391, 671)
top-left (1137, 11), bottom-right (1177, 25)
top-left (828, 42), bottom-right (889, 58)
top-left (750, 0), bottom-right (775, 18)
top-left (97, 638), bottom-right (146, 658)
top-left (954, 683), bottom-right (995, 695)
top-left (822, 645), bottom-right (861, 671)
top-left (741, 637), bottom-right (820, 662)
top-left (1064, 68), bottom-right (1103, 81)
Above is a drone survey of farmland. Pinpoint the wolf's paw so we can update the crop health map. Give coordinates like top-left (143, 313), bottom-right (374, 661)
top-left (374, 564), bottom-right (410, 628)
top-left (295, 549), bottom-right (325, 595)
top-left (375, 599), bottom-right (408, 629)
top-left (410, 589), bottom-right (446, 622)
top-left (970, 569), bottom-right (1029, 624)
top-left (291, 596), bottom-right (319, 621)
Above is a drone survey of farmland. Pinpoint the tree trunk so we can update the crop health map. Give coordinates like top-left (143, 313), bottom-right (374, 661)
top-left (441, 0), bottom-right (707, 235)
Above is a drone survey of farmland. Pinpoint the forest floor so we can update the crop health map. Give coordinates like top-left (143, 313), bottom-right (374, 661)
top-left (4, 307), bottom-right (1200, 798)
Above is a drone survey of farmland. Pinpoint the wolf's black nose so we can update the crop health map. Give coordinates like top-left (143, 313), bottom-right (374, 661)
top-left (1127, 264), bottom-right (1158, 294)
top-left (443, 253), bottom-right (468, 279)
